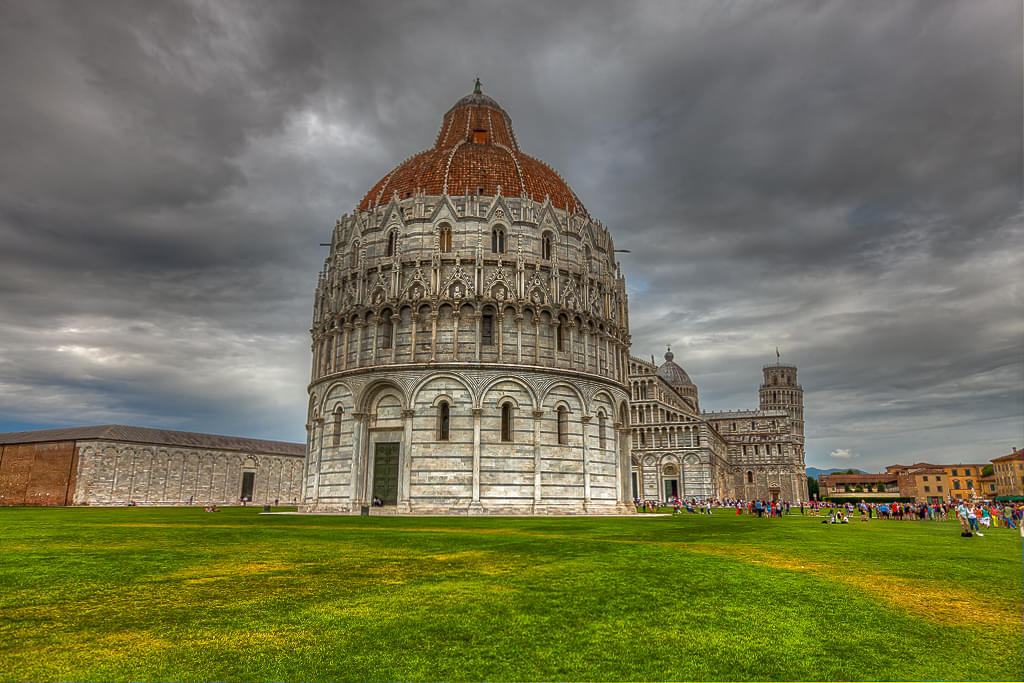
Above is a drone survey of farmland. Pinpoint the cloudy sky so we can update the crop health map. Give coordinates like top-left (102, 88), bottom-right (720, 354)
top-left (1, 0), bottom-right (1020, 471)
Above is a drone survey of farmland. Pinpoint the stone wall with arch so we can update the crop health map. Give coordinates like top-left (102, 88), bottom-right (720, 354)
top-left (302, 366), bottom-right (631, 514)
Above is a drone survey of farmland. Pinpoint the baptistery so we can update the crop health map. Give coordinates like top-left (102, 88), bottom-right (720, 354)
top-left (302, 82), bottom-right (633, 514)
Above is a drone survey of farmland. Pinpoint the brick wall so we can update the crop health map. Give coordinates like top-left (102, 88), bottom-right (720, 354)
top-left (0, 441), bottom-right (78, 506)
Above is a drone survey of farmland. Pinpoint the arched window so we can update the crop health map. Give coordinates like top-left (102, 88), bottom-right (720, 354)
top-left (437, 401), bottom-right (450, 441)
top-left (542, 233), bottom-right (553, 260)
top-left (386, 230), bottom-right (398, 257)
top-left (439, 226), bottom-right (452, 253)
top-left (583, 244), bottom-right (591, 268)
top-left (351, 243), bottom-right (360, 268)
top-left (491, 227), bottom-right (505, 254)
top-left (481, 313), bottom-right (494, 346)
top-left (598, 412), bottom-right (607, 449)
top-left (557, 406), bottom-right (568, 445)
top-left (555, 320), bottom-right (564, 351)
top-left (501, 403), bottom-right (513, 442)
top-left (639, 431), bottom-right (646, 447)
top-left (751, 421), bottom-right (757, 431)
top-left (746, 471), bottom-right (753, 484)
top-left (381, 315), bottom-right (394, 349)
top-left (333, 406), bottom-right (343, 446)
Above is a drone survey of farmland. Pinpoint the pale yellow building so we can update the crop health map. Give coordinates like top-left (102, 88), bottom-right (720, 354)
top-left (991, 448), bottom-right (1023, 499)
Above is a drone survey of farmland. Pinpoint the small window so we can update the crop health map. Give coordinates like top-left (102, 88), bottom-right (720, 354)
top-left (557, 407), bottom-right (568, 445)
top-left (954, 480), bottom-right (960, 489)
top-left (491, 227), bottom-right (505, 254)
top-left (381, 316), bottom-right (394, 349)
top-left (501, 403), bottom-right (513, 442)
top-left (924, 486), bottom-right (930, 492)
top-left (639, 431), bottom-right (645, 446)
top-left (351, 244), bottom-right (360, 268)
top-left (542, 233), bottom-right (552, 260)
top-left (473, 129), bottom-right (487, 144)
top-left (923, 475), bottom-right (929, 482)
top-left (952, 469), bottom-right (958, 476)
top-left (481, 314), bottom-right (494, 346)
top-left (333, 406), bottom-right (343, 446)
top-left (937, 485), bottom-right (943, 492)
top-left (438, 401), bottom-right (450, 441)
top-left (746, 471), bottom-right (753, 484)
top-left (556, 321), bottom-right (564, 351)
top-left (386, 230), bottom-right (398, 257)
top-left (439, 226), bottom-right (452, 253)
top-left (754, 445), bottom-right (759, 455)
top-left (731, 422), bottom-right (736, 432)
top-left (751, 421), bottom-right (756, 430)
top-left (598, 413), bottom-right (607, 449)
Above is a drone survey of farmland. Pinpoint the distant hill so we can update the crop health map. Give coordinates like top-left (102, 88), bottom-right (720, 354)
top-left (806, 466), bottom-right (866, 479)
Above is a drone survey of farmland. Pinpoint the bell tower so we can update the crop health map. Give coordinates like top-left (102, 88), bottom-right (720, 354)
top-left (760, 362), bottom-right (803, 444)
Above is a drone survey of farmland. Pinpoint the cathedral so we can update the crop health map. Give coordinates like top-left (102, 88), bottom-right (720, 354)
top-left (627, 351), bottom-right (808, 505)
top-left (301, 82), bottom-right (807, 514)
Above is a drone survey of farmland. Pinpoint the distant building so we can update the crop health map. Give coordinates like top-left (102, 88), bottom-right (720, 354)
top-left (627, 352), bottom-right (808, 503)
top-left (991, 447), bottom-right (1024, 499)
top-left (978, 473), bottom-right (998, 498)
top-left (937, 463), bottom-right (988, 500)
top-left (866, 460), bottom-right (1003, 503)
top-left (817, 472), bottom-right (899, 499)
top-left (0, 425), bottom-right (304, 506)
top-left (884, 464), bottom-right (948, 504)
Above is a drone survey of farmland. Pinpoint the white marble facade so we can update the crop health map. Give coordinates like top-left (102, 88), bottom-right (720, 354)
top-left (74, 439), bottom-right (303, 506)
top-left (303, 87), bottom-right (633, 514)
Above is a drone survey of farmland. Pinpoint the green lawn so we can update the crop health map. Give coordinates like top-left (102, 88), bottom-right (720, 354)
top-left (1, 507), bottom-right (1020, 682)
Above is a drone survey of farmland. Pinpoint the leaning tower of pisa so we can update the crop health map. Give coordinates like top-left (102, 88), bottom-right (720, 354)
top-left (760, 363), bottom-right (804, 444)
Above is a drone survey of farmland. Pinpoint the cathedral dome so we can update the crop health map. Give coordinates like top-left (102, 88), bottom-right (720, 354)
top-left (657, 348), bottom-right (695, 388)
top-left (359, 81), bottom-right (585, 213)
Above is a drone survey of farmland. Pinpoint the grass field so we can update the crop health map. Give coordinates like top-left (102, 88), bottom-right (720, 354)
top-left (1, 506), bottom-right (1021, 682)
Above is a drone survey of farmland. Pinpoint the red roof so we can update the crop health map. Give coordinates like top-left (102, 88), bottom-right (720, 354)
top-left (359, 88), bottom-right (584, 213)
top-left (992, 449), bottom-right (1023, 463)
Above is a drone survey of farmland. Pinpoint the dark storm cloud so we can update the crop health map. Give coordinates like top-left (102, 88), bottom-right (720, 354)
top-left (0, 0), bottom-right (1020, 469)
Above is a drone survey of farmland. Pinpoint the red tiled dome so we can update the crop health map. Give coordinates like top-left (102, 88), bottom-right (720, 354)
top-left (359, 85), bottom-right (584, 213)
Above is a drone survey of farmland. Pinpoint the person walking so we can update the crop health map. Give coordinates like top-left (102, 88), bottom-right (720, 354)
top-left (956, 502), bottom-right (971, 537)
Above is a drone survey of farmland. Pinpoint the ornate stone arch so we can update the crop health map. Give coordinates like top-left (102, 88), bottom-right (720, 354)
top-left (479, 375), bottom-right (537, 410)
top-left (540, 381), bottom-right (585, 411)
top-left (589, 388), bottom-right (617, 417)
top-left (356, 379), bottom-right (409, 413)
top-left (319, 380), bottom-right (355, 415)
top-left (410, 372), bottom-right (476, 409)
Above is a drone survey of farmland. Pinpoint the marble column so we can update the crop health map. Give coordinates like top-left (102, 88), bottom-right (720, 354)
top-left (532, 409), bottom-right (544, 509)
top-left (399, 409), bottom-right (414, 512)
top-left (410, 312), bottom-right (419, 362)
top-left (581, 414), bottom-right (592, 507)
top-left (470, 408), bottom-right (483, 511)
top-left (390, 314), bottom-right (400, 364)
top-left (349, 412), bottom-right (367, 509)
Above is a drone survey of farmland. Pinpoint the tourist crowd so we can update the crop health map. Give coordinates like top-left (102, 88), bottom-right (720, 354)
top-left (632, 496), bottom-right (1024, 535)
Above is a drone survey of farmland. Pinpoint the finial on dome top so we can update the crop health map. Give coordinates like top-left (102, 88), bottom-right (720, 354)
top-left (665, 345), bottom-right (674, 362)
top-left (474, 77), bottom-right (482, 94)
